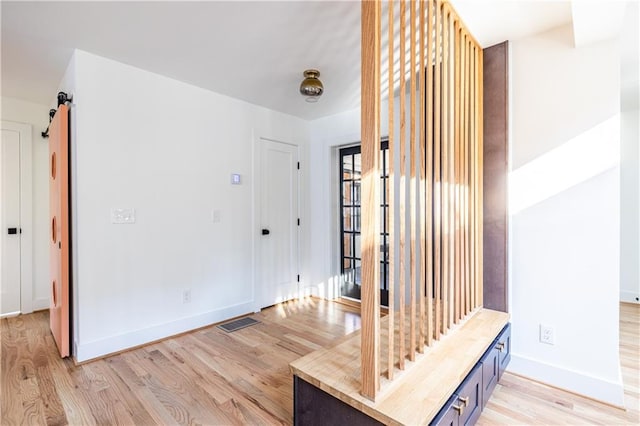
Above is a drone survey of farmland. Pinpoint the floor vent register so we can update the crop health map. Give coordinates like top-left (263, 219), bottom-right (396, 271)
top-left (217, 317), bottom-right (260, 333)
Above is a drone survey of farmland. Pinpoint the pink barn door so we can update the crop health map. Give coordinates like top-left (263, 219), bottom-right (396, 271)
top-left (49, 104), bottom-right (70, 358)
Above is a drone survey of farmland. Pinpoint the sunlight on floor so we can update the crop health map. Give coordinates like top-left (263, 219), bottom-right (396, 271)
top-left (275, 296), bottom-right (318, 318)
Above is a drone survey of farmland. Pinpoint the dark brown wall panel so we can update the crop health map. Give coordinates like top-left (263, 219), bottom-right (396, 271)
top-left (482, 41), bottom-right (508, 312)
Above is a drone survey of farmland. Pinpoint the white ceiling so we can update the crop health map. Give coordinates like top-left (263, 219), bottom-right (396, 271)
top-left (450, 0), bottom-right (573, 48)
top-left (1, 1), bottom-right (635, 120)
top-left (1, 1), bottom-right (362, 120)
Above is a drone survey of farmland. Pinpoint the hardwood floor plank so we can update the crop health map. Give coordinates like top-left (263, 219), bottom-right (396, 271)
top-left (105, 354), bottom-right (180, 425)
top-left (88, 359), bottom-right (156, 425)
top-left (20, 375), bottom-right (46, 425)
top-left (1, 300), bottom-right (637, 425)
top-left (35, 362), bottom-right (68, 426)
top-left (1, 323), bottom-right (24, 425)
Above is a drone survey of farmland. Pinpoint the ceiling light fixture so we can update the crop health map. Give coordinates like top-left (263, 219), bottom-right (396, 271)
top-left (299, 69), bottom-right (323, 103)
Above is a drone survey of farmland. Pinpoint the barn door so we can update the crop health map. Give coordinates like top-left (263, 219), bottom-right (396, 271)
top-left (49, 104), bottom-right (70, 358)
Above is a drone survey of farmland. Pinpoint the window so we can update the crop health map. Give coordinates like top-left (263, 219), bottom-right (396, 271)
top-left (339, 141), bottom-right (389, 306)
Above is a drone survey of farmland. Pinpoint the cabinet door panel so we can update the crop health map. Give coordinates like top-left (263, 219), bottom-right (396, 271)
top-left (497, 323), bottom-right (511, 381)
top-left (430, 394), bottom-right (459, 426)
top-left (481, 346), bottom-right (500, 408)
top-left (458, 364), bottom-right (482, 426)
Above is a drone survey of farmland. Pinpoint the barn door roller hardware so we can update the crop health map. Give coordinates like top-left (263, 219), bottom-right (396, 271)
top-left (41, 92), bottom-right (73, 138)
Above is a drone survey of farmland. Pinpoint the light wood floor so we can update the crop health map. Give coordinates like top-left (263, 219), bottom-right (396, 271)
top-left (1, 300), bottom-right (638, 425)
top-left (479, 302), bottom-right (639, 426)
top-left (1, 298), bottom-right (361, 425)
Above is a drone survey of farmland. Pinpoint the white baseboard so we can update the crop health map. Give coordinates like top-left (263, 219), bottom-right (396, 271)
top-left (32, 297), bottom-right (49, 312)
top-left (620, 290), bottom-right (640, 304)
top-left (75, 301), bottom-right (255, 363)
top-left (508, 353), bottom-right (625, 407)
top-left (0, 311), bottom-right (20, 319)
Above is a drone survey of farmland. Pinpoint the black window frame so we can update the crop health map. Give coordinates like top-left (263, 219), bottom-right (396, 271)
top-left (339, 140), bottom-right (389, 306)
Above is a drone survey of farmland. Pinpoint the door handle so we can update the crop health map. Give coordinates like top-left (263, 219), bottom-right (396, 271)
top-left (262, 229), bottom-right (270, 235)
top-left (7, 227), bottom-right (18, 235)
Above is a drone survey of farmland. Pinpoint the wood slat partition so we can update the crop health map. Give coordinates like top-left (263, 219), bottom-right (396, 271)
top-left (360, 0), bottom-right (483, 400)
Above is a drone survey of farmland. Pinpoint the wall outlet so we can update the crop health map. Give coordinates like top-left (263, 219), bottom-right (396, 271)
top-left (539, 324), bottom-right (555, 345)
top-left (182, 289), bottom-right (191, 304)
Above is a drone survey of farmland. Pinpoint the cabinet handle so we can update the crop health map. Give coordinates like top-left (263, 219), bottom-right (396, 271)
top-left (497, 342), bottom-right (505, 352)
top-left (452, 404), bottom-right (465, 415)
top-left (458, 396), bottom-right (469, 407)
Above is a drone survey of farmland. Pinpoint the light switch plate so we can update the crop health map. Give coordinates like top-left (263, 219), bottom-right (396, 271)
top-left (111, 208), bottom-right (136, 224)
top-left (231, 173), bottom-right (241, 185)
top-left (212, 209), bottom-right (221, 223)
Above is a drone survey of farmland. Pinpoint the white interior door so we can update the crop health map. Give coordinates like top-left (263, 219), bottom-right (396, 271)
top-left (260, 139), bottom-right (299, 308)
top-left (1, 129), bottom-right (22, 315)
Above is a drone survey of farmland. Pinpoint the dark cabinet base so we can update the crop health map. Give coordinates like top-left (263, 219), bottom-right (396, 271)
top-left (293, 376), bottom-right (382, 426)
top-left (293, 323), bottom-right (512, 426)
top-left (431, 323), bottom-right (511, 426)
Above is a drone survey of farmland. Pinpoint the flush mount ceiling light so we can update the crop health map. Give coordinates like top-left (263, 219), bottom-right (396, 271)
top-left (299, 69), bottom-right (324, 103)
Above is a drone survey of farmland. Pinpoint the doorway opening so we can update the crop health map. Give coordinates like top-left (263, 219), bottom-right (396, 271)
top-left (339, 141), bottom-right (389, 306)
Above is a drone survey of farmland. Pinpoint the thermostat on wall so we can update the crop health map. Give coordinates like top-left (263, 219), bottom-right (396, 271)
top-left (231, 173), bottom-right (241, 185)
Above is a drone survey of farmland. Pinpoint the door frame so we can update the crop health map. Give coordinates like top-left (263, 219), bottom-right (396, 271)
top-left (1, 120), bottom-right (33, 316)
top-left (252, 136), bottom-right (301, 311)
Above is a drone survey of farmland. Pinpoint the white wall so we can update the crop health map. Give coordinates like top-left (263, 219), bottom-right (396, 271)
top-left (620, 108), bottom-right (639, 303)
top-left (308, 107), bottom-right (360, 299)
top-left (509, 25), bottom-right (624, 406)
top-left (620, 1), bottom-right (640, 304)
top-left (68, 50), bottom-right (310, 362)
top-left (1, 96), bottom-right (51, 311)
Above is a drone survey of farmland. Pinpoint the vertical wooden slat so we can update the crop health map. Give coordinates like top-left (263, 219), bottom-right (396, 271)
top-left (441, 4), bottom-right (450, 334)
top-left (433, 0), bottom-right (442, 338)
top-left (477, 46), bottom-right (484, 309)
top-left (447, 11), bottom-right (456, 327)
top-left (469, 41), bottom-right (476, 310)
top-left (467, 40), bottom-right (476, 310)
top-left (472, 44), bottom-right (480, 310)
top-left (462, 34), bottom-right (469, 316)
top-left (360, 0), bottom-right (381, 400)
top-left (409, 0), bottom-right (417, 360)
top-left (387, 0), bottom-right (395, 380)
top-left (425, 0), bottom-right (434, 346)
top-left (467, 37), bottom-right (473, 314)
top-left (398, 0), bottom-right (407, 369)
top-left (418, 0), bottom-right (426, 352)
top-left (468, 42), bottom-right (472, 313)
top-left (453, 21), bottom-right (461, 324)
